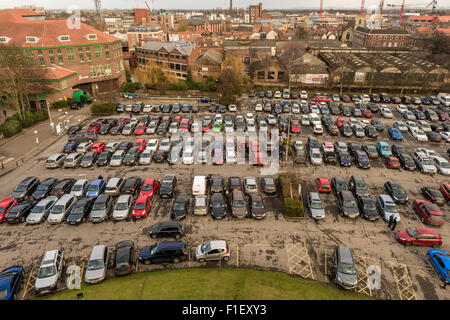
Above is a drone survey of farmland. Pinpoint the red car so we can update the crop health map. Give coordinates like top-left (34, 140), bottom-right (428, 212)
top-left (440, 183), bottom-right (450, 202)
top-left (252, 152), bottom-right (264, 166)
top-left (413, 199), bottom-right (445, 226)
top-left (90, 142), bottom-right (106, 153)
top-left (173, 116), bottom-right (182, 124)
top-left (87, 122), bottom-right (101, 132)
top-left (385, 156), bottom-right (401, 169)
top-left (140, 178), bottom-right (161, 198)
top-left (316, 178), bottom-right (331, 193)
top-left (132, 195), bottom-right (151, 219)
top-left (134, 139), bottom-right (147, 152)
top-left (0, 198), bottom-right (18, 223)
top-left (343, 95), bottom-right (351, 102)
top-left (116, 118), bottom-right (129, 126)
top-left (335, 117), bottom-right (345, 128)
top-left (313, 96), bottom-right (332, 103)
top-left (250, 140), bottom-right (260, 152)
top-left (437, 110), bottom-right (450, 121)
top-left (396, 227), bottom-right (442, 247)
top-left (291, 120), bottom-right (301, 134)
top-left (134, 122), bottom-right (146, 135)
top-left (202, 122), bottom-right (211, 132)
top-left (213, 149), bottom-right (223, 165)
top-left (364, 110), bottom-right (373, 118)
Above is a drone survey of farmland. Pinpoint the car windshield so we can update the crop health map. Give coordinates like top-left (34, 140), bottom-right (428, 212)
top-left (440, 162), bottom-right (450, 168)
top-left (381, 145), bottom-right (390, 151)
top-left (212, 200), bottom-right (224, 208)
top-left (71, 205), bottom-right (84, 215)
top-left (173, 202), bottom-right (185, 211)
top-left (88, 184), bottom-right (99, 191)
top-left (72, 184), bottom-right (82, 191)
top-left (406, 228), bottom-right (420, 238)
top-left (252, 200), bottom-right (264, 209)
top-left (142, 183), bottom-right (153, 191)
top-left (338, 262), bottom-right (356, 275)
top-left (363, 201), bottom-right (376, 210)
top-left (36, 184), bottom-right (49, 191)
top-left (385, 204), bottom-right (398, 212)
top-left (112, 154), bottom-right (122, 160)
top-left (233, 200), bottom-right (245, 207)
top-left (356, 183), bottom-right (367, 190)
top-left (87, 259), bottom-right (104, 271)
top-left (343, 200), bottom-right (357, 208)
top-left (115, 201), bottom-right (128, 210)
top-left (312, 152), bottom-right (321, 158)
top-left (201, 242), bottom-right (211, 253)
top-left (392, 186), bottom-right (406, 195)
top-left (423, 158), bottom-right (434, 165)
top-left (311, 200), bottom-right (323, 209)
top-left (37, 265), bottom-right (56, 278)
top-left (14, 184), bottom-right (28, 192)
top-left (31, 205), bottom-right (45, 213)
top-left (51, 205), bottom-right (65, 214)
top-left (93, 202), bottom-right (107, 211)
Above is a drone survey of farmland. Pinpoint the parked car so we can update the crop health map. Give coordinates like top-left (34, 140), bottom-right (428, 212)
top-left (4, 200), bottom-right (35, 224)
top-left (376, 194), bottom-right (400, 222)
top-left (195, 240), bottom-right (230, 262)
top-left (333, 246), bottom-right (358, 290)
top-left (113, 240), bottom-right (135, 276)
top-left (384, 181), bottom-right (408, 204)
top-left (10, 176), bottom-right (39, 201)
top-left (337, 191), bottom-right (359, 219)
top-left (66, 197), bottom-right (94, 225)
top-left (26, 196), bottom-right (58, 225)
top-left (427, 249), bottom-right (450, 284)
top-left (138, 241), bottom-right (188, 264)
top-left (47, 194), bottom-right (76, 224)
top-left (34, 249), bottom-right (64, 294)
top-left (0, 265), bottom-right (24, 300)
top-left (85, 245), bottom-right (109, 284)
top-left (396, 227), bottom-right (442, 247)
top-left (210, 193), bottom-right (227, 219)
top-left (356, 195), bottom-right (378, 221)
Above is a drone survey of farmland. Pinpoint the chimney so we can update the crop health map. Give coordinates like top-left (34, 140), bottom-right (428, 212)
top-left (230, 0), bottom-right (232, 13)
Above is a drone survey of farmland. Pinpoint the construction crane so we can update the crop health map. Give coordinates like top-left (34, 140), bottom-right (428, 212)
top-left (427, 0), bottom-right (437, 15)
top-left (319, 0), bottom-right (323, 17)
top-left (360, 0), bottom-right (366, 16)
top-left (386, 0), bottom-right (434, 25)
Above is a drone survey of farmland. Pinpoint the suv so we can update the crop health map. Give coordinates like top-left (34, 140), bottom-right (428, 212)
top-left (333, 246), bottom-right (358, 290)
top-left (148, 221), bottom-right (184, 239)
top-left (413, 152), bottom-right (437, 174)
top-left (138, 241), bottom-right (188, 264)
top-left (349, 175), bottom-right (369, 197)
top-left (159, 174), bottom-right (177, 199)
top-left (195, 240), bottom-right (230, 262)
top-left (10, 176), bottom-right (39, 201)
top-left (35, 249), bottom-right (64, 293)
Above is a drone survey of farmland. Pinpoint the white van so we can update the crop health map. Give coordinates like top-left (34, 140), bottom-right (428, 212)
top-left (437, 93), bottom-right (450, 107)
top-left (192, 176), bottom-right (207, 196)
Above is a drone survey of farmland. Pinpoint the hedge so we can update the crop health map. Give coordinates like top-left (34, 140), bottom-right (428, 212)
top-left (0, 110), bottom-right (49, 138)
top-left (283, 198), bottom-right (304, 218)
top-left (279, 173), bottom-right (304, 218)
top-left (91, 103), bottom-right (116, 114)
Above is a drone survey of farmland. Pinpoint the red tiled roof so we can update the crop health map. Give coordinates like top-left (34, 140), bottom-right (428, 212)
top-left (0, 9), bottom-right (121, 48)
top-left (437, 28), bottom-right (450, 35)
top-left (43, 66), bottom-right (77, 80)
top-left (438, 16), bottom-right (450, 23)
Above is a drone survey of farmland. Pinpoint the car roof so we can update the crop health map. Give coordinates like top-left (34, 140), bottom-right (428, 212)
top-left (337, 246), bottom-right (354, 264)
top-left (379, 194), bottom-right (394, 203)
top-left (89, 245), bottom-right (107, 260)
top-left (42, 250), bottom-right (59, 263)
top-left (157, 241), bottom-right (185, 250)
top-left (209, 240), bottom-right (227, 249)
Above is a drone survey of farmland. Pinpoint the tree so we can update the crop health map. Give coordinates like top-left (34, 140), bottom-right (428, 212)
top-left (176, 21), bottom-right (192, 32)
top-left (294, 26), bottom-right (308, 40)
top-left (334, 54), bottom-right (347, 96)
top-left (217, 57), bottom-right (250, 104)
top-left (134, 60), bottom-right (177, 92)
top-left (0, 45), bottom-right (44, 120)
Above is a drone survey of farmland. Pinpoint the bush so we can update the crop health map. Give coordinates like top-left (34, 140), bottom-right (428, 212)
top-left (169, 82), bottom-right (188, 91)
top-left (283, 198), bottom-right (304, 217)
top-left (91, 103), bottom-right (116, 114)
top-left (0, 110), bottom-right (48, 138)
top-left (52, 100), bottom-right (69, 109)
top-left (0, 119), bottom-right (22, 138)
top-left (121, 81), bottom-right (141, 93)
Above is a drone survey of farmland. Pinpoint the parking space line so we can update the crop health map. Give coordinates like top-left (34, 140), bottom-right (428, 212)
top-left (22, 267), bottom-right (36, 300)
top-left (236, 244), bottom-right (239, 267)
top-left (390, 262), bottom-right (416, 300)
top-left (324, 249), bottom-right (328, 283)
top-left (286, 241), bottom-right (314, 280)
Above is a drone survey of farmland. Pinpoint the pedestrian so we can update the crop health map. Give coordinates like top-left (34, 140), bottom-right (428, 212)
top-left (442, 282), bottom-right (447, 289)
top-left (3, 110), bottom-right (6, 118)
top-left (388, 214), bottom-right (394, 229)
top-left (129, 111), bottom-right (133, 119)
top-left (98, 175), bottom-right (103, 180)
top-left (391, 218), bottom-right (398, 231)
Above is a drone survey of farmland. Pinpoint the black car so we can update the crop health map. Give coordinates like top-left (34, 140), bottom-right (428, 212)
top-left (123, 148), bottom-right (141, 165)
top-left (228, 177), bottom-right (241, 192)
top-left (4, 200), bottom-right (35, 224)
top-left (154, 150), bottom-right (167, 163)
top-left (210, 176), bottom-right (225, 193)
top-left (370, 119), bottom-right (384, 131)
top-left (98, 123), bottom-right (112, 135)
top-left (380, 93), bottom-right (391, 103)
top-left (66, 198), bottom-right (94, 225)
top-left (10, 176), bottom-right (39, 201)
top-left (218, 105), bottom-right (227, 113)
top-left (67, 125), bottom-right (82, 135)
top-left (355, 151), bottom-right (370, 169)
top-left (342, 106), bottom-right (352, 117)
top-left (384, 181), bottom-right (408, 204)
top-left (114, 240), bottom-right (135, 276)
top-left (431, 124), bottom-right (444, 132)
top-left (331, 176), bottom-right (349, 196)
top-left (391, 144), bottom-right (406, 158)
top-left (421, 187), bottom-right (445, 206)
top-left (210, 193), bottom-right (227, 219)
top-left (96, 151), bottom-right (112, 167)
top-left (398, 153), bottom-right (416, 171)
top-left (80, 151), bottom-right (98, 168)
top-left (109, 125), bottom-right (124, 135)
top-left (159, 174), bottom-right (177, 199)
top-left (340, 124), bottom-right (353, 137)
top-left (348, 143), bottom-right (362, 156)
top-left (67, 132), bottom-right (98, 143)
top-left (356, 195), bottom-right (378, 221)
top-left (326, 124), bottom-right (339, 136)
top-left (138, 241), bottom-right (188, 264)
top-left (330, 105), bottom-right (340, 115)
top-left (33, 178), bottom-right (59, 200)
top-left (208, 104), bottom-right (217, 113)
top-left (364, 125), bottom-right (378, 138)
top-left (50, 178), bottom-right (76, 197)
top-left (323, 151), bottom-right (336, 164)
top-left (156, 124), bottom-right (168, 135)
top-left (121, 177), bottom-right (142, 195)
top-left (170, 195), bottom-right (189, 220)
top-left (349, 175), bottom-right (369, 197)
top-left (149, 221), bottom-right (184, 239)
top-left (118, 141), bottom-right (134, 152)
top-left (337, 150), bottom-right (352, 167)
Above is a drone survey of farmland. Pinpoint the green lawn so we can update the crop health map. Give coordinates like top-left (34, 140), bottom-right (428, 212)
top-left (34, 268), bottom-right (372, 300)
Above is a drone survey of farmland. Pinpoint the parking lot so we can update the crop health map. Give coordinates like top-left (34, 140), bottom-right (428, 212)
top-left (1, 94), bottom-right (449, 300)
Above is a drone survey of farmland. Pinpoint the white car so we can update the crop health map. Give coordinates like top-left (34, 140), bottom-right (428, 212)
top-left (259, 121), bottom-right (268, 132)
top-left (138, 149), bottom-right (153, 165)
top-left (301, 115), bottom-right (310, 126)
top-left (380, 107), bottom-right (393, 118)
top-left (146, 121), bottom-right (157, 134)
top-left (159, 138), bottom-right (171, 152)
top-left (313, 123), bottom-right (323, 134)
top-left (292, 104), bottom-right (300, 114)
top-left (413, 152), bottom-right (437, 174)
top-left (310, 105), bottom-right (320, 114)
top-left (143, 104), bottom-right (152, 113)
top-left (247, 122), bottom-right (256, 133)
top-left (359, 119), bottom-right (370, 128)
top-left (411, 129), bottom-right (428, 142)
top-left (396, 104), bottom-right (408, 114)
top-left (310, 149), bottom-right (323, 165)
top-left (440, 131), bottom-right (450, 142)
top-left (348, 118), bottom-right (358, 126)
top-left (226, 150), bottom-right (237, 164)
top-left (246, 113), bottom-right (254, 123)
top-left (146, 139), bottom-right (158, 152)
top-left (267, 114), bottom-right (277, 125)
top-left (417, 120), bottom-right (432, 133)
top-left (224, 122), bottom-right (234, 133)
top-left (191, 122), bottom-right (201, 133)
top-left (406, 121), bottom-right (419, 132)
top-left (434, 156), bottom-right (450, 175)
top-left (321, 141), bottom-right (334, 153)
top-left (228, 104), bottom-right (237, 112)
top-left (105, 142), bottom-right (120, 153)
top-left (393, 121), bottom-right (408, 132)
top-left (76, 142), bottom-right (93, 153)
top-left (169, 122), bottom-right (178, 134)
top-left (300, 91), bottom-right (307, 99)
top-left (309, 113), bottom-right (321, 126)
top-left (182, 149), bottom-right (194, 165)
top-left (415, 148), bottom-right (441, 160)
top-left (353, 124), bottom-right (365, 137)
top-left (255, 103), bottom-right (263, 112)
top-left (274, 91), bottom-right (282, 98)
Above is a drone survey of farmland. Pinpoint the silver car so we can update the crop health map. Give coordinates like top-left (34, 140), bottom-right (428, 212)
top-left (310, 149), bottom-right (323, 165)
top-left (307, 192), bottom-right (325, 220)
top-left (121, 123), bottom-right (135, 135)
top-left (104, 142), bottom-right (120, 153)
top-left (34, 249), bottom-right (64, 293)
top-left (110, 150), bottom-right (125, 166)
top-left (193, 195), bottom-right (208, 215)
top-left (159, 138), bottom-right (171, 152)
top-left (85, 245), bottom-right (109, 284)
top-left (112, 194), bottom-right (132, 221)
top-left (89, 194), bottom-right (113, 223)
top-left (47, 194), bottom-right (76, 224)
top-left (333, 246), bottom-right (358, 290)
top-left (63, 152), bottom-right (83, 168)
top-left (26, 196), bottom-right (58, 225)
top-left (70, 179), bottom-right (88, 198)
top-left (45, 153), bottom-right (67, 169)
top-left (76, 142), bottom-right (93, 153)
top-left (105, 177), bottom-right (125, 196)
top-left (146, 121), bottom-right (158, 134)
top-left (195, 240), bottom-right (230, 262)
top-left (139, 149), bottom-right (154, 165)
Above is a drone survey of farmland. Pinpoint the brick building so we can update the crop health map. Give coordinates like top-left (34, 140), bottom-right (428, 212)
top-left (353, 26), bottom-right (411, 50)
top-left (0, 9), bottom-right (126, 106)
top-left (249, 3), bottom-right (263, 23)
top-left (191, 49), bottom-right (223, 82)
top-left (127, 26), bottom-right (165, 50)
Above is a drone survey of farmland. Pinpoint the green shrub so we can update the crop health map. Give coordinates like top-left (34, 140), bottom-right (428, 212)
top-left (52, 100), bottom-right (68, 109)
top-left (283, 198), bottom-right (304, 217)
top-left (91, 103), bottom-right (116, 114)
top-left (0, 119), bottom-right (22, 138)
top-left (121, 82), bottom-right (141, 93)
top-left (169, 82), bottom-right (188, 90)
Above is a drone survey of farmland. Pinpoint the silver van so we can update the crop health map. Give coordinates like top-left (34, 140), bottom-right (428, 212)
top-left (333, 246), bottom-right (358, 290)
top-left (231, 190), bottom-right (248, 218)
top-left (35, 249), bottom-right (64, 294)
top-left (105, 177), bottom-right (125, 196)
top-left (47, 194), bottom-right (76, 224)
top-left (85, 245), bottom-right (109, 284)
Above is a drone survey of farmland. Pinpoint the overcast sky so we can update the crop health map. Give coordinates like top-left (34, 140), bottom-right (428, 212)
top-left (1, 0), bottom-right (436, 11)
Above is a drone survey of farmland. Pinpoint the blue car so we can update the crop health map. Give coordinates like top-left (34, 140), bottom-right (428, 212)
top-left (63, 142), bottom-right (80, 154)
top-left (259, 91), bottom-right (265, 98)
top-left (387, 127), bottom-right (403, 141)
top-left (427, 249), bottom-right (450, 284)
top-left (86, 179), bottom-right (106, 199)
top-left (376, 194), bottom-right (400, 222)
top-left (0, 266), bottom-right (24, 300)
top-left (376, 141), bottom-right (392, 158)
top-left (321, 106), bottom-right (330, 114)
top-left (198, 97), bottom-right (211, 103)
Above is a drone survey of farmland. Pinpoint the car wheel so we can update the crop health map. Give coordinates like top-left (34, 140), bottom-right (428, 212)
top-left (144, 260), bottom-right (151, 265)
top-left (175, 234), bottom-right (181, 239)
top-left (173, 257), bottom-right (180, 263)
top-left (404, 241), bottom-right (411, 247)
top-left (223, 256), bottom-right (230, 262)
top-left (199, 258), bottom-right (205, 263)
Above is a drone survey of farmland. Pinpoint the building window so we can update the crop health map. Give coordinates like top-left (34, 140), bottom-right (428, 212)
top-left (89, 66), bottom-right (97, 77)
top-left (58, 35), bottom-right (70, 42)
top-left (38, 50), bottom-right (45, 66)
top-left (105, 45), bottom-right (110, 60)
top-left (25, 36), bottom-right (38, 43)
top-left (61, 80), bottom-right (67, 89)
top-left (115, 61), bottom-right (120, 73)
top-left (57, 49), bottom-right (64, 65)
top-left (257, 71), bottom-right (265, 79)
top-left (0, 36), bottom-right (11, 43)
top-left (105, 64), bottom-right (112, 75)
top-left (86, 34), bottom-right (97, 40)
top-left (278, 71), bottom-right (284, 79)
top-left (25, 50), bottom-right (34, 64)
top-left (86, 47), bottom-right (92, 62)
top-left (181, 65), bottom-right (187, 71)
top-left (94, 45), bottom-right (102, 58)
top-left (268, 71), bottom-right (275, 80)
top-left (66, 47), bottom-right (75, 61)
top-left (97, 65), bottom-right (105, 76)
top-left (48, 50), bottom-right (55, 65)
top-left (78, 47), bottom-right (84, 63)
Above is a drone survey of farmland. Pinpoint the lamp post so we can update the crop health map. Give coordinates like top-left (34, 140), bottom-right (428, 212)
top-left (34, 130), bottom-right (38, 144)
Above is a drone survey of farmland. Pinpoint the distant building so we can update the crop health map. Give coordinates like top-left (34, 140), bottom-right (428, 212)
top-left (353, 26), bottom-right (411, 50)
top-left (191, 49), bottom-right (223, 82)
top-left (127, 26), bottom-right (165, 50)
top-left (249, 3), bottom-right (263, 23)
